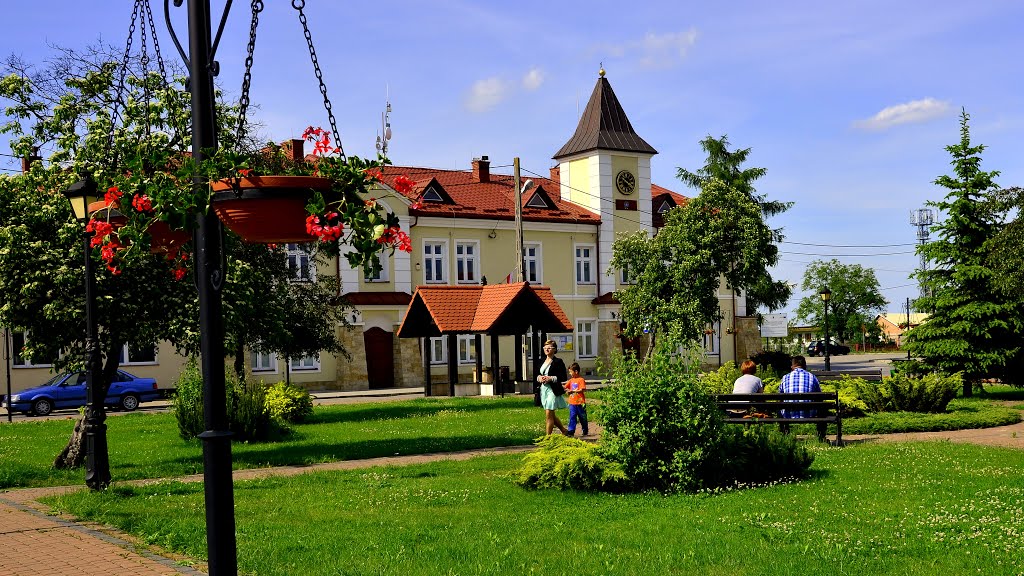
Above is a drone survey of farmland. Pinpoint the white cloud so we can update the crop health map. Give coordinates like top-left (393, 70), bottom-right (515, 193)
top-left (854, 98), bottom-right (952, 131)
top-left (638, 29), bottom-right (699, 69)
top-left (464, 77), bottom-right (511, 113)
top-left (522, 67), bottom-right (545, 91)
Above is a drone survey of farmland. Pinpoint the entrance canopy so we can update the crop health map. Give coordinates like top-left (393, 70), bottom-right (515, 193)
top-left (397, 282), bottom-right (573, 338)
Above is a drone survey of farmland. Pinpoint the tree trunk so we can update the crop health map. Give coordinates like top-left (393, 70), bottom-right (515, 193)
top-left (52, 416), bottom-right (86, 469)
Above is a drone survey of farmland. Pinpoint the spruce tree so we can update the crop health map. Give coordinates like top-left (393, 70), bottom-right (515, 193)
top-left (906, 110), bottom-right (1020, 395)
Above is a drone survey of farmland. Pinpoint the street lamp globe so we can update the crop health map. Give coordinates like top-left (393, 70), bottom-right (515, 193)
top-left (62, 178), bottom-right (100, 222)
top-left (819, 287), bottom-right (832, 302)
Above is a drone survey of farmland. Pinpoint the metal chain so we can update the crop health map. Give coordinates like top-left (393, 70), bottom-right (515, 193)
top-left (107, 0), bottom-right (142, 164)
top-left (293, 0), bottom-right (345, 161)
top-left (139, 10), bottom-right (152, 141)
top-left (143, 0), bottom-right (180, 138)
top-left (234, 0), bottom-right (263, 149)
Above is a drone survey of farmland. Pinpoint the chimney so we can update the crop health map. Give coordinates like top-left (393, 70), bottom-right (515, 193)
top-left (288, 138), bottom-right (305, 162)
top-left (472, 155), bottom-right (490, 183)
top-left (21, 148), bottom-right (41, 173)
top-left (549, 165), bottom-right (560, 182)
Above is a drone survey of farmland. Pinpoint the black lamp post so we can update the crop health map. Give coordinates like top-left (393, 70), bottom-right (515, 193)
top-left (62, 177), bottom-right (111, 490)
top-left (819, 287), bottom-right (832, 372)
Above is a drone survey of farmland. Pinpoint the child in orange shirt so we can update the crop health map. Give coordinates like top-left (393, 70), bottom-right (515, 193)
top-left (565, 362), bottom-right (589, 437)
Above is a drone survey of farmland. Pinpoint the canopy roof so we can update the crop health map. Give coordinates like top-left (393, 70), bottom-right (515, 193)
top-left (397, 282), bottom-right (573, 338)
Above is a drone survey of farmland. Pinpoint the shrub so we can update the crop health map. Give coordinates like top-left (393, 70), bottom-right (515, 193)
top-left (750, 350), bottom-right (792, 380)
top-left (513, 435), bottom-right (627, 491)
top-left (700, 362), bottom-right (781, 395)
top-left (598, 354), bottom-right (725, 493)
top-left (172, 361), bottom-right (275, 442)
top-left (265, 382), bottom-right (314, 423)
top-left (712, 426), bottom-right (815, 486)
top-left (887, 371), bottom-right (960, 413)
top-left (172, 359), bottom-right (205, 440)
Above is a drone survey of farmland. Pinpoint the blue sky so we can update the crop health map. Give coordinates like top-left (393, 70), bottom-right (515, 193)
top-left (3, 1), bottom-right (1022, 321)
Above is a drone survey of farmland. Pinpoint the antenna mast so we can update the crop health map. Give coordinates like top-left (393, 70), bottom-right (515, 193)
top-left (375, 86), bottom-right (392, 157)
top-left (909, 207), bottom-right (936, 302)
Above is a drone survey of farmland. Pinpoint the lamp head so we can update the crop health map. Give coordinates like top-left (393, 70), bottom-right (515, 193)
top-left (521, 179), bottom-right (534, 193)
top-left (819, 287), bottom-right (832, 302)
top-left (62, 177), bottom-right (99, 222)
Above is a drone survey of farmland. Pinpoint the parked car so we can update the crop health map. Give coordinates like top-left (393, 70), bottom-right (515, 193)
top-left (4, 370), bottom-right (160, 416)
top-left (806, 340), bottom-right (851, 357)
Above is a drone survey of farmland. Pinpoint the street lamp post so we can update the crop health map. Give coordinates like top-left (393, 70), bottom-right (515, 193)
top-left (819, 287), bottom-right (832, 372)
top-left (62, 178), bottom-right (111, 490)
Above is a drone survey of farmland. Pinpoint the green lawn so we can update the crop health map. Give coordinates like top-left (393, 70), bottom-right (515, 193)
top-left (0, 396), bottom-right (543, 489)
top-left (45, 441), bottom-right (1024, 575)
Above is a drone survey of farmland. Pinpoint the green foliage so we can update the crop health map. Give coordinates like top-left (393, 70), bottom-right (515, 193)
top-left (712, 426), bottom-right (814, 486)
top-left (264, 382), bottom-right (314, 423)
top-left (173, 361), bottom-right (275, 442)
top-left (512, 435), bottom-right (627, 491)
top-left (172, 359), bottom-right (205, 440)
top-left (793, 259), bottom-right (886, 343)
top-left (611, 179), bottom-right (781, 353)
top-left (907, 110), bottom-right (1023, 392)
top-left (844, 373), bottom-right (960, 414)
top-left (698, 361), bottom-right (779, 394)
top-left (597, 354), bottom-right (725, 492)
top-left (749, 349), bottom-right (792, 378)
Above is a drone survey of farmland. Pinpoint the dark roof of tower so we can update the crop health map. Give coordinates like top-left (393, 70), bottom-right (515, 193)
top-left (553, 75), bottom-right (658, 160)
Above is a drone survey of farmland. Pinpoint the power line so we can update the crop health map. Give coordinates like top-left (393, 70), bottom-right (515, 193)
top-left (780, 250), bottom-right (916, 257)
top-left (781, 240), bottom-right (915, 248)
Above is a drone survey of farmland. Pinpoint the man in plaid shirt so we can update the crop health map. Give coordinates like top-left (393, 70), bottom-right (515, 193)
top-left (779, 355), bottom-right (821, 419)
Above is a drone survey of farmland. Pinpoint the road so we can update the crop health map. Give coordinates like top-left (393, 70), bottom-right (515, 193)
top-left (805, 351), bottom-right (906, 375)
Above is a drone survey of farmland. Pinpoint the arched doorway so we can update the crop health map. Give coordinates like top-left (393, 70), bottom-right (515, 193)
top-left (363, 327), bottom-right (394, 389)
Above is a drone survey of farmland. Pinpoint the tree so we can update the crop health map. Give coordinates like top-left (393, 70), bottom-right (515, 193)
top-left (611, 179), bottom-right (779, 356)
top-left (906, 110), bottom-right (1021, 395)
top-left (793, 259), bottom-right (886, 344)
top-left (677, 135), bottom-right (792, 311)
top-left (0, 48), bottom-right (357, 471)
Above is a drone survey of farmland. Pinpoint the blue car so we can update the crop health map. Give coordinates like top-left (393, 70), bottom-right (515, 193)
top-left (4, 370), bottom-right (160, 416)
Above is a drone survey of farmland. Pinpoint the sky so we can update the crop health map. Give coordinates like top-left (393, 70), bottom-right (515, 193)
top-left (2, 0), bottom-right (1022, 322)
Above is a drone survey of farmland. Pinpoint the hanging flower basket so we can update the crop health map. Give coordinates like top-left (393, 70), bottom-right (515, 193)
top-left (87, 201), bottom-right (190, 255)
top-left (210, 175), bottom-right (332, 243)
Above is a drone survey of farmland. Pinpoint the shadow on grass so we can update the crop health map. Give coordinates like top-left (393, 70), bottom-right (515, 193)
top-left (307, 397), bottom-right (533, 425)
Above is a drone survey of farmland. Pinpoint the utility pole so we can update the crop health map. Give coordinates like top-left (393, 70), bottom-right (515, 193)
top-left (906, 297), bottom-right (911, 361)
top-left (513, 157), bottom-right (524, 283)
top-left (910, 208), bottom-right (935, 301)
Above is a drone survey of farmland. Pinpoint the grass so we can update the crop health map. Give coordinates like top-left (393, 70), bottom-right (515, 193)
top-left (0, 396), bottom-right (543, 489)
top-left (44, 441), bottom-right (1024, 575)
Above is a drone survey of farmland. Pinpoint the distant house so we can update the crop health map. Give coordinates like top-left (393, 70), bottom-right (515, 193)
top-left (876, 313), bottom-right (929, 347)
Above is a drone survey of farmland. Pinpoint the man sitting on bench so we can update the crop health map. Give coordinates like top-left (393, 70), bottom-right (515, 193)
top-left (779, 355), bottom-right (824, 437)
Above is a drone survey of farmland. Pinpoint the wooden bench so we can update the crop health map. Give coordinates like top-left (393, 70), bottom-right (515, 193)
top-left (714, 392), bottom-right (843, 445)
top-left (812, 369), bottom-right (883, 383)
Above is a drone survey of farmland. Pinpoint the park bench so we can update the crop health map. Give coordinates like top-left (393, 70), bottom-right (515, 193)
top-left (812, 369), bottom-right (883, 383)
top-left (714, 392), bottom-right (843, 445)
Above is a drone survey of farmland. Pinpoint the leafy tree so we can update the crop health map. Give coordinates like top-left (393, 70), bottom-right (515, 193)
top-left (0, 49), bottom-right (354, 470)
top-left (611, 179), bottom-right (778, 355)
top-left (677, 135), bottom-right (792, 311)
top-left (793, 259), bottom-right (887, 344)
top-left (906, 110), bottom-right (1021, 395)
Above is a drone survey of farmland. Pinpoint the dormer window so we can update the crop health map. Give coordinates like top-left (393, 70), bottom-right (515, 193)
top-left (657, 199), bottom-right (674, 214)
top-left (525, 194), bottom-right (549, 209)
top-left (422, 187), bottom-right (444, 203)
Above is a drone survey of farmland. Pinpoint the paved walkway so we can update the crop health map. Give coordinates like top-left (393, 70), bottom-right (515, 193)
top-left (2, 390), bottom-right (1022, 575)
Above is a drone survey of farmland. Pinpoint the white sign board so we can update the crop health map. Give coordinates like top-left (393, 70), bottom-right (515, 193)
top-left (760, 313), bottom-right (789, 338)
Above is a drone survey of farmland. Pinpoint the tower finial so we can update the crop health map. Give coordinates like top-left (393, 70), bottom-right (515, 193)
top-left (599, 63), bottom-right (605, 78)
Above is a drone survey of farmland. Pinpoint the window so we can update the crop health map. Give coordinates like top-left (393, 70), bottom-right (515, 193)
top-left (428, 337), bottom-right (447, 364)
top-left (290, 354), bottom-right (320, 371)
top-left (620, 265), bottom-right (633, 285)
top-left (287, 243), bottom-right (315, 282)
top-left (423, 241), bottom-right (447, 284)
top-left (525, 193), bottom-right (549, 209)
top-left (364, 251), bottom-right (390, 282)
top-left (575, 245), bottom-right (594, 285)
top-left (576, 320), bottom-right (596, 358)
top-left (522, 243), bottom-right (542, 284)
top-left (10, 331), bottom-right (51, 368)
top-left (422, 187), bottom-right (444, 203)
top-left (119, 343), bottom-right (157, 365)
top-left (703, 322), bottom-right (721, 356)
top-left (458, 335), bottom-right (478, 364)
top-left (455, 241), bottom-right (478, 284)
top-left (251, 350), bottom-right (277, 372)
top-left (657, 199), bottom-right (673, 214)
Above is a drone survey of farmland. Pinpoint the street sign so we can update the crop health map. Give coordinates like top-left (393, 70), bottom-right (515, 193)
top-left (760, 313), bottom-right (789, 338)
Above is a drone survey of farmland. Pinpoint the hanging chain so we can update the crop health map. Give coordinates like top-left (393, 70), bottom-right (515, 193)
top-left (234, 0), bottom-right (263, 149)
top-left (293, 0), bottom-right (345, 161)
top-left (106, 0), bottom-right (142, 169)
top-left (139, 10), bottom-right (152, 142)
top-left (143, 0), bottom-right (180, 138)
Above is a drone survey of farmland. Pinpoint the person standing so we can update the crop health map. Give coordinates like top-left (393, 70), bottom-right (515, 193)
top-left (537, 339), bottom-right (569, 435)
top-left (564, 362), bottom-right (589, 437)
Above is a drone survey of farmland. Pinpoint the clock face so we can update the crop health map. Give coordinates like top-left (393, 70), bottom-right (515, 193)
top-left (615, 170), bottom-right (636, 195)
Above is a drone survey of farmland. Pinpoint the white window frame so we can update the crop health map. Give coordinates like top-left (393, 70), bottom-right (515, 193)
top-left (251, 350), bottom-right (278, 373)
top-left (455, 241), bottom-right (480, 284)
top-left (423, 239), bottom-right (448, 284)
top-left (458, 335), bottom-right (479, 364)
top-left (620, 265), bottom-right (634, 285)
top-left (575, 244), bottom-right (595, 285)
top-left (287, 243), bottom-right (315, 282)
top-left (290, 354), bottom-right (321, 372)
top-left (522, 242), bottom-right (542, 284)
top-left (364, 250), bottom-right (390, 283)
top-left (703, 321), bottom-right (721, 356)
top-left (422, 187), bottom-right (444, 203)
top-left (10, 331), bottom-right (52, 368)
top-left (576, 319), bottom-right (596, 359)
top-left (119, 343), bottom-right (158, 366)
top-left (525, 193), bottom-right (549, 209)
top-left (428, 337), bottom-right (448, 365)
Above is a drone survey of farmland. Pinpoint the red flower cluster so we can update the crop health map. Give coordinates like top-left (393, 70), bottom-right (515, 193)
top-left (409, 198), bottom-right (424, 211)
top-left (85, 219), bottom-right (114, 247)
top-left (392, 175), bottom-right (415, 194)
top-left (131, 194), bottom-right (153, 213)
top-left (237, 168), bottom-right (252, 177)
top-left (105, 186), bottom-right (122, 207)
top-left (376, 225), bottom-right (413, 253)
top-left (306, 213), bottom-right (344, 242)
top-left (99, 238), bottom-right (123, 275)
top-left (166, 249), bottom-right (189, 281)
top-left (363, 168), bottom-right (384, 182)
top-left (302, 126), bottom-right (340, 157)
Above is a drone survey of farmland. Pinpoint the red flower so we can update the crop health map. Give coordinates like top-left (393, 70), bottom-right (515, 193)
top-left (237, 168), bottom-right (252, 177)
top-left (131, 194), bottom-right (153, 213)
top-left (365, 197), bottom-right (377, 208)
top-left (392, 175), bottom-right (415, 194)
top-left (409, 199), bottom-right (424, 211)
top-left (172, 267), bottom-right (187, 281)
top-left (104, 186), bottom-right (122, 207)
top-left (86, 220), bottom-right (114, 247)
top-left (376, 226), bottom-right (413, 253)
top-left (363, 168), bottom-right (384, 182)
top-left (306, 213), bottom-right (344, 242)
